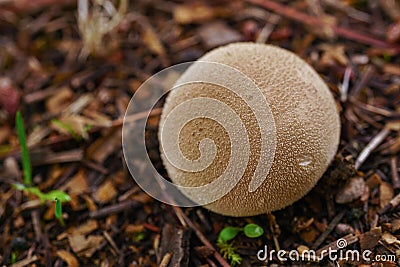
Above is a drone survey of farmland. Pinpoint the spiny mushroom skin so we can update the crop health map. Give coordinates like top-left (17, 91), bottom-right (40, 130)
top-left (159, 43), bottom-right (340, 217)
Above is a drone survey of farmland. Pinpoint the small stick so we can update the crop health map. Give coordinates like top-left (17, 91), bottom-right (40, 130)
top-left (256, 14), bottom-right (281, 43)
top-left (340, 67), bottom-right (352, 102)
top-left (391, 156), bottom-right (400, 189)
top-left (312, 210), bottom-right (345, 249)
top-left (159, 252), bottom-right (172, 267)
top-left (350, 65), bottom-right (373, 97)
top-left (103, 231), bottom-right (121, 256)
top-left (89, 200), bottom-right (140, 219)
top-left (31, 210), bottom-right (43, 243)
top-left (355, 126), bottom-right (391, 170)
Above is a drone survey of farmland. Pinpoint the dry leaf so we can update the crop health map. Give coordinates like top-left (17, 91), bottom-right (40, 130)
top-left (319, 44), bottom-right (348, 66)
top-left (57, 250), bottom-right (79, 267)
top-left (174, 4), bottom-right (214, 24)
top-left (62, 169), bottom-right (89, 195)
top-left (365, 172), bottom-right (382, 189)
top-left (299, 227), bottom-right (319, 243)
top-left (93, 180), bottom-right (117, 204)
top-left (68, 234), bottom-right (104, 257)
top-left (380, 181), bottom-right (394, 208)
top-left (143, 27), bottom-right (166, 57)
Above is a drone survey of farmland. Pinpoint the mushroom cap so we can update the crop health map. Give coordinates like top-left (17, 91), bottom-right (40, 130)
top-left (159, 42), bottom-right (340, 217)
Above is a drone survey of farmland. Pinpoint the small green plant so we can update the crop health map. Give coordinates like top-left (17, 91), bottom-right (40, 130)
top-left (10, 252), bottom-right (17, 264)
top-left (14, 111), bottom-right (71, 225)
top-left (16, 111), bottom-right (31, 186)
top-left (217, 223), bottom-right (264, 266)
top-left (55, 198), bottom-right (65, 226)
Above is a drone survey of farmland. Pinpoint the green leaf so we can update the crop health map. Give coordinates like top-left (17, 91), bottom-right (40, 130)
top-left (243, 223), bottom-right (264, 238)
top-left (218, 226), bottom-right (242, 242)
top-left (42, 190), bottom-right (71, 202)
top-left (16, 111), bottom-right (32, 186)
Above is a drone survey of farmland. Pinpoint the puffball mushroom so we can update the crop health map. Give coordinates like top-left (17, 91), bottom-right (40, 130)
top-left (159, 42), bottom-right (340, 217)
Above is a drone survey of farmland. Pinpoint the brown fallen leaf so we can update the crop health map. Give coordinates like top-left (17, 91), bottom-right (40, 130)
top-left (142, 26), bottom-right (166, 57)
top-left (380, 181), bottom-right (394, 208)
top-left (62, 169), bottom-right (89, 195)
top-left (365, 172), bottom-right (382, 189)
top-left (68, 234), bottom-right (104, 257)
top-left (57, 250), bottom-right (79, 267)
top-left (319, 44), bottom-right (348, 66)
top-left (174, 4), bottom-right (215, 24)
top-left (93, 180), bottom-right (117, 204)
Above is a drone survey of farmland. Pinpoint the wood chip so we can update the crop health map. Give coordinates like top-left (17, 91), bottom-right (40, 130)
top-left (86, 127), bottom-right (121, 163)
top-left (68, 234), bottom-right (104, 257)
top-left (62, 169), bottom-right (89, 195)
top-left (382, 232), bottom-right (400, 245)
top-left (380, 181), bottom-right (394, 208)
top-left (93, 180), bottom-right (117, 204)
top-left (57, 250), bottom-right (79, 267)
top-left (359, 227), bottom-right (382, 251)
top-left (174, 4), bottom-right (215, 24)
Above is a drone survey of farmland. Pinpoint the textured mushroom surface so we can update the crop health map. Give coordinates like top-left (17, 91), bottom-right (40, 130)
top-left (159, 42), bottom-right (340, 217)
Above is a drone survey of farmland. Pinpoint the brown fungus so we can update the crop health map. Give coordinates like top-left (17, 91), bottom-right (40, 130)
top-left (159, 42), bottom-right (340, 217)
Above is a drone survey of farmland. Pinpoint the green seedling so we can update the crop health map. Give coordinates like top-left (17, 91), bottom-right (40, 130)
top-left (217, 223), bottom-right (264, 266)
top-left (10, 252), bottom-right (17, 264)
top-left (14, 111), bottom-right (71, 225)
top-left (55, 198), bottom-right (65, 226)
top-left (16, 111), bottom-right (31, 186)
